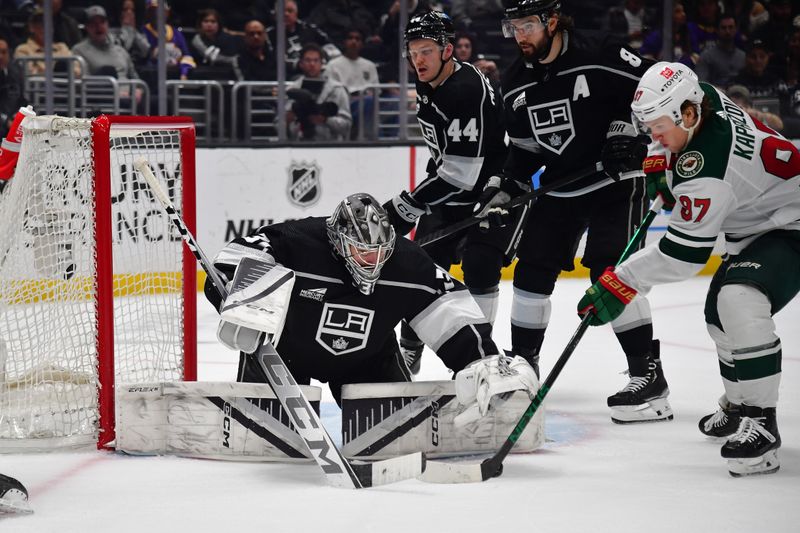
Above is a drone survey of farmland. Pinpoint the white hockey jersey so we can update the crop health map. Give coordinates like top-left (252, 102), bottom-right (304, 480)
top-left (616, 83), bottom-right (800, 292)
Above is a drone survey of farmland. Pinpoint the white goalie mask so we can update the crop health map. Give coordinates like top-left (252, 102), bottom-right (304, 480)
top-left (327, 193), bottom-right (396, 295)
top-left (630, 62), bottom-right (704, 139)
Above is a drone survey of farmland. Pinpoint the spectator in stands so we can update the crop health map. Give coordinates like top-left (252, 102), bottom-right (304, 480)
top-left (450, 0), bottom-right (504, 31)
top-left (727, 84), bottom-right (783, 131)
top-left (604, 0), bottom-right (655, 50)
top-left (454, 32), bottom-right (475, 63)
top-left (73, 6), bottom-right (139, 80)
top-left (640, 0), bottom-right (701, 67)
top-left (307, 0), bottom-right (378, 50)
top-left (731, 39), bottom-right (788, 101)
top-left (36, 0), bottom-right (81, 48)
top-left (286, 43), bottom-right (351, 141)
top-left (785, 27), bottom-right (800, 86)
top-left (695, 14), bottom-right (745, 88)
top-left (190, 8), bottom-right (240, 78)
top-left (110, 0), bottom-right (150, 66)
top-left (326, 28), bottom-right (379, 139)
top-left (693, 0), bottom-right (721, 51)
top-left (0, 37), bottom-right (26, 138)
top-left (141, 0), bottom-right (195, 80)
top-left (724, 0), bottom-right (769, 36)
top-left (752, 0), bottom-right (796, 60)
top-left (236, 19), bottom-right (276, 81)
top-left (267, 0), bottom-right (339, 78)
top-left (14, 8), bottom-right (79, 76)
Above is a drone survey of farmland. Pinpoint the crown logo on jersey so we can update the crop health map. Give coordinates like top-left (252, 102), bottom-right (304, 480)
top-left (527, 99), bottom-right (575, 155)
top-left (332, 337), bottom-right (349, 350)
top-left (548, 133), bottom-right (562, 147)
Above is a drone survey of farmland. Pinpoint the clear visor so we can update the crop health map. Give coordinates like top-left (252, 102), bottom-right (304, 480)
top-left (404, 43), bottom-right (443, 60)
top-left (632, 113), bottom-right (677, 136)
top-left (501, 16), bottom-right (545, 38)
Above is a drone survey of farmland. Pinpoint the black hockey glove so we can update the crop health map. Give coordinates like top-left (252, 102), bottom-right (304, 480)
top-left (601, 134), bottom-right (649, 181)
top-left (473, 175), bottom-right (529, 230)
top-left (383, 191), bottom-right (427, 235)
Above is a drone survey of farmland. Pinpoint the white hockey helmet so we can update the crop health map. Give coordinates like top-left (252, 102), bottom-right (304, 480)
top-left (327, 193), bottom-right (396, 296)
top-left (630, 62), bottom-right (704, 135)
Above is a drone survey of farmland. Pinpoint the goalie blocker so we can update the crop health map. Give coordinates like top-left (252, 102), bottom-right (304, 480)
top-left (341, 380), bottom-right (544, 460)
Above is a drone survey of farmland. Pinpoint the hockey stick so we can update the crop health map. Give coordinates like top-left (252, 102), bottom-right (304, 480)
top-left (134, 158), bottom-right (425, 489)
top-left (416, 162), bottom-right (603, 248)
top-left (420, 196), bottom-right (665, 483)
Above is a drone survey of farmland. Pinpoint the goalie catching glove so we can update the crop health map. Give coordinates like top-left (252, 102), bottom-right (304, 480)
top-left (577, 267), bottom-right (637, 326)
top-left (454, 354), bottom-right (539, 427)
top-left (217, 257), bottom-right (295, 354)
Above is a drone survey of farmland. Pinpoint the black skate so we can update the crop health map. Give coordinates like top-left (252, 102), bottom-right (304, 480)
top-left (698, 401), bottom-right (741, 439)
top-left (399, 338), bottom-right (423, 375)
top-left (608, 350), bottom-right (672, 424)
top-left (721, 405), bottom-right (781, 477)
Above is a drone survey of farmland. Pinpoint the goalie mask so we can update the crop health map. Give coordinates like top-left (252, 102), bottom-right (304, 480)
top-left (327, 193), bottom-right (396, 295)
top-left (631, 62), bottom-right (704, 141)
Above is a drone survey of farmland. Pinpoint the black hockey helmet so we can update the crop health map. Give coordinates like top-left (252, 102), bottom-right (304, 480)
top-left (403, 10), bottom-right (456, 51)
top-left (504, 0), bottom-right (561, 20)
top-left (326, 193), bottom-right (396, 295)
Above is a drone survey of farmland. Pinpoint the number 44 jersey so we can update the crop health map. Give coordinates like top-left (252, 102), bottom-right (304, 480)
top-left (616, 84), bottom-right (800, 291)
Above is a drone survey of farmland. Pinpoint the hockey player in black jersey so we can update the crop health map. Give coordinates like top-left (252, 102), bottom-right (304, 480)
top-left (383, 10), bottom-right (528, 374)
top-left (474, 0), bottom-right (669, 424)
top-left (204, 193), bottom-right (503, 405)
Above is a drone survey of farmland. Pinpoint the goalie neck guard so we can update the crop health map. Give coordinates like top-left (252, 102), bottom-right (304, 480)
top-left (327, 193), bottom-right (396, 296)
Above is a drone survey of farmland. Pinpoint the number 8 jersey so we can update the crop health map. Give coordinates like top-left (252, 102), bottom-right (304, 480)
top-left (616, 83), bottom-right (800, 292)
top-left (410, 61), bottom-right (507, 207)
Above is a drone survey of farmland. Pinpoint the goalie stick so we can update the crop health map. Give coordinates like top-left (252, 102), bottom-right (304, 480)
top-left (420, 196), bottom-right (665, 483)
top-left (416, 162), bottom-right (603, 248)
top-left (134, 158), bottom-right (425, 489)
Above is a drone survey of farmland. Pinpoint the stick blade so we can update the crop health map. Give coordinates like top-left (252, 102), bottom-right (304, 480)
top-left (417, 459), bottom-right (488, 484)
top-left (351, 452), bottom-right (426, 488)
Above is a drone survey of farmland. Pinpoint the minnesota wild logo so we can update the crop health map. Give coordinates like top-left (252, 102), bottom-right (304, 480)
top-left (676, 151), bottom-right (704, 178)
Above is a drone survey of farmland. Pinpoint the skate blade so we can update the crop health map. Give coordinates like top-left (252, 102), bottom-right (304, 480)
top-left (611, 398), bottom-right (673, 424)
top-left (727, 450), bottom-right (780, 477)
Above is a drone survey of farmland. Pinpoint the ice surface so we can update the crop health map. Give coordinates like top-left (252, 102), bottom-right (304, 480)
top-left (2, 278), bottom-right (798, 532)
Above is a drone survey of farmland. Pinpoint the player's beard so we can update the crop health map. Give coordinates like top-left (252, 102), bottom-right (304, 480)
top-left (519, 31), bottom-right (553, 62)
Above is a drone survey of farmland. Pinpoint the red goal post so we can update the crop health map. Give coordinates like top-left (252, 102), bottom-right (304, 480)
top-left (0, 115), bottom-right (197, 451)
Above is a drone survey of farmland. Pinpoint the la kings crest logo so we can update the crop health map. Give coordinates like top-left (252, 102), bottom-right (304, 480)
top-left (417, 118), bottom-right (442, 163)
top-left (527, 99), bottom-right (575, 155)
top-left (316, 303), bottom-right (374, 355)
top-left (287, 161), bottom-right (321, 207)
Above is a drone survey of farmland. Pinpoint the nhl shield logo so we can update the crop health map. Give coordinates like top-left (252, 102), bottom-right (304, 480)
top-left (527, 99), bottom-right (575, 155)
top-left (316, 303), bottom-right (374, 355)
top-left (287, 161), bottom-right (321, 207)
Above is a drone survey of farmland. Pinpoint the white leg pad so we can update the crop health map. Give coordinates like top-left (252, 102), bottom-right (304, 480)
top-left (340, 380), bottom-right (544, 460)
top-left (116, 381), bottom-right (321, 462)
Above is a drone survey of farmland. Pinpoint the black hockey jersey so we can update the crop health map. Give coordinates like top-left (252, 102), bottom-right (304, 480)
top-left (501, 32), bottom-right (652, 194)
top-left (206, 217), bottom-right (498, 382)
top-left (410, 61), bottom-right (507, 207)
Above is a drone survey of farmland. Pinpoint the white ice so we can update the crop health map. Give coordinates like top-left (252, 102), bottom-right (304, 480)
top-left (2, 277), bottom-right (798, 533)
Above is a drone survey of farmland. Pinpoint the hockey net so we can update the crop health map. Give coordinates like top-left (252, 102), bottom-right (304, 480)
top-left (0, 115), bottom-right (197, 451)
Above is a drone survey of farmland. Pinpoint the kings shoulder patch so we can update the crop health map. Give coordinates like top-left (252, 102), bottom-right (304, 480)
top-left (675, 151), bottom-right (704, 178)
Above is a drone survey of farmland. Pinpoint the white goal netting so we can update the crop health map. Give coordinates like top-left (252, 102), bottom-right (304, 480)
top-left (0, 116), bottom-right (195, 451)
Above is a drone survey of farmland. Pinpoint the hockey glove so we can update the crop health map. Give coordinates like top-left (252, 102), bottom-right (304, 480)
top-left (473, 175), bottom-right (529, 230)
top-left (454, 354), bottom-right (538, 427)
top-left (642, 154), bottom-right (676, 209)
top-left (383, 191), bottom-right (427, 235)
top-left (577, 268), bottom-right (637, 326)
top-left (601, 134), bottom-right (648, 180)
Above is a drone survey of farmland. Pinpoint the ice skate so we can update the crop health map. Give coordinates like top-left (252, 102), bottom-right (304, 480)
top-left (608, 354), bottom-right (672, 424)
top-left (721, 406), bottom-right (781, 477)
top-left (698, 399), bottom-right (741, 439)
